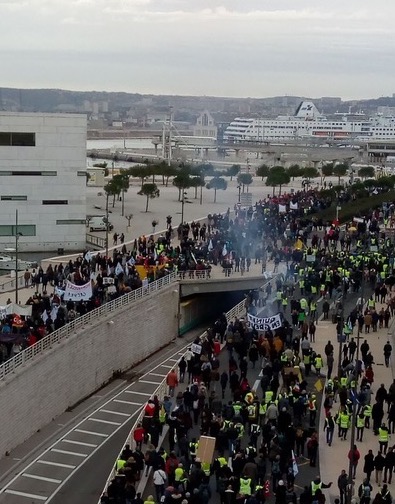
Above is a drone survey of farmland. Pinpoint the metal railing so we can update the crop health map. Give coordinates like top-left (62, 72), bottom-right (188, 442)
top-left (0, 272), bottom-right (178, 381)
top-left (0, 275), bottom-right (26, 293)
top-left (86, 233), bottom-right (107, 249)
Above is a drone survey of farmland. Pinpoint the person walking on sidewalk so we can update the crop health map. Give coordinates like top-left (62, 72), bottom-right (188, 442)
top-left (378, 423), bottom-right (390, 454)
top-left (374, 451), bottom-right (385, 487)
top-left (383, 341), bottom-right (392, 368)
top-left (383, 446), bottom-right (395, 484)
top-left (337, 469), bottom-right (348, 504)
top-left (358, 479), bottom-right (373, 504)
top-left (348, 444), bottom-right (361, 479)
top-left (364, 450), bottom-right (375, 482)
top-left (324, 412), bottom-right (335, 446)
top-left (166, 369), bottom-right (179, 397)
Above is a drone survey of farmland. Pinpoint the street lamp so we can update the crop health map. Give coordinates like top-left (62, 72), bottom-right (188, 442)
top-left (181, 191), bottom-right (188, 225)
top-left (237, 185), bottom-right (242, 203)
top-left (14, 209), bottom-right (22, 304)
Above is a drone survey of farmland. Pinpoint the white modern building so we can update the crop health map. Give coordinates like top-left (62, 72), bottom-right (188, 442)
top-left (0, 112), bottom-right (87, 252)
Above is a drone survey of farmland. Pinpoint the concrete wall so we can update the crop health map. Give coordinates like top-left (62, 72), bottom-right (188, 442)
top-left (0, 284), bottom-right (178, 456)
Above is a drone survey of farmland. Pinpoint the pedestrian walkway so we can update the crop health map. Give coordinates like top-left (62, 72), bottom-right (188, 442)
top-left (315, 297), bottom-right (395, 502)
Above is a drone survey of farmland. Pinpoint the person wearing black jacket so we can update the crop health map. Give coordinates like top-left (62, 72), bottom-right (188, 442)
top-left (374, 451), bottom-right (385, 487)
top-left (383, 447), bottom-right (395, 484)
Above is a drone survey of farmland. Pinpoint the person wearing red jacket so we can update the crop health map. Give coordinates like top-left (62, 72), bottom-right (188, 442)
top-left (348, 444), bottom-right (361, 479)
top-left (166, 369), bottom-right (179, 397)
top-left (133, 423), bottom-right (145, 450)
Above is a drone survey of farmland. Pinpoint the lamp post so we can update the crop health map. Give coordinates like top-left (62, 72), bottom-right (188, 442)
top-left (181, 191), bottom-right (187, 225)
top-left (13, 210), bottom-right (23, 305)
top-left (237, 185), bottom-right (241, 203)
top-left (105, 192), bottom-right (109, 259)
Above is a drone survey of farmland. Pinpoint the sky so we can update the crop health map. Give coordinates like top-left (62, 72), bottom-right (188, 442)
top-left (1, 0), bottom-right (395, 100)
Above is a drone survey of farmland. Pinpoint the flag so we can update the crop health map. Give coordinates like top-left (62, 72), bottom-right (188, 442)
top-left (291, 450), bottom-right (299, 476)
top-left (107, 264), bottom-right (111, 276)
top-left (208, 239), bottom-right (213, 251)
top-left (127, 256), bottom-right (135, 266)
top-left (154, 249), bottom-right (158, 261)
top-left (294, 238), bottom-right (304, 250)
top-left (314, 379), bottom-right (323, 392)
top-left (42, 310), bottom-right (48, 323)
top-left (115, 262), bottom-right (124, 276)
top-left (51, 306), bottom-right (59, 321)
top-left (84, 251), bottom-right (92, 262)
top-left (55, 287), bottom-right (65, 297)
top-left (222, 244), bottom-right (228, 256)
top-left (290, 201), bottom-right (298, 210)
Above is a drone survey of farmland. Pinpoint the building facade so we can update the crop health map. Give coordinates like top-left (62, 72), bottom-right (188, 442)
top-left (193, 110), bottom-right (217, 138)
top-left (0, 112), bottom-right (87, 252)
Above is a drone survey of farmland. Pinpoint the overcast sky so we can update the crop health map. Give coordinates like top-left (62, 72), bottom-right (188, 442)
top-left (1, 0), bottom-right (394, 100)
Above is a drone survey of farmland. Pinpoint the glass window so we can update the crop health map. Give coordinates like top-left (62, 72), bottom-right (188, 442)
top-left (56, 219), bottom-right (85, 225)
top-left (1, 196), bottom-right (27, 201)
top-left (42, 200), bottom-right (68, 205)
top-left (0, 224), bottom-right (35, 236)
top-left (0, 132), bottom-right (35, 146)
top-left (12, 133), bottom-right (35, 146)
top-left (0, 133), bottom-right (11, 145)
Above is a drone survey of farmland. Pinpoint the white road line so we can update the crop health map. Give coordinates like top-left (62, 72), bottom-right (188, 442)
top-left (88, 418), bottom-right (121, 426)
top-left (124, 390), bottom-right (151, 396)
top-left (100, 409), bottom-right (130, 417)
top-left (51, 448), bottom-right (88, 458)
top-left (74, 429), bottom-right (109, 437)
top-left (62, 439), bottom-right (98, 448)
top-left (160, 365), bottom-right (173, 369)
top-left (4, 489), bottom-right (47, 500)
top-left (113, 399), bottom-right (142, 406)
top-left (139, 380), bottom-right (162, 385)
top-left (142, 372), bottom-right (167, 378)
top-left (253, 379), bottom-right (260, 391)
top-left (168, 358), bottom-right (178, 362)
top-left (37, 460), bottom-right (76, 469)
top-left (23, 473), bottom-right (62, 484)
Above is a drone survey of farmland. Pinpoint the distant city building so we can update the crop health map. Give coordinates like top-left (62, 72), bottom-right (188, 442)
top-left (0, 112), bottom-right (87, 252)
top-left (193, 110), bottom-right (217, 138)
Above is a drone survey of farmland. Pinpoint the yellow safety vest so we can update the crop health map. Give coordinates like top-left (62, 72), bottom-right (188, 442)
top-left (240, 478), bottom-right (252, 496)
top-left (379, 428), bottom-right (389, 442)
top-left (311, 482), bottom-right (322, 495)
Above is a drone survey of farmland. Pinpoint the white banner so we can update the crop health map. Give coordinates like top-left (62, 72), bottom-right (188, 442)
top-left (247, 313), bottom-right (282, 331)
top-left (0, 303), bottom-right (32, 318)
top-left (103, 276), bottom-right (114, 285)
top-left (191, 343), bottom-right (202, 355)
top-left (279, 204), bottom-right (287, 213)
top-left (290, 201), bottom-right (298, 210)
top-left (64, 280), bottom-right (93, 301)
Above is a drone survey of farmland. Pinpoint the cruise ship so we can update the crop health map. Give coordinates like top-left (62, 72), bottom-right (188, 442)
top-left (223, 101), bottom-right (395, 143)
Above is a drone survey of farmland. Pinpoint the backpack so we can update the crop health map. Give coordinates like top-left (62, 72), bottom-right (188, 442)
top-left (271, 460), bottom-right (281, 475)
top-left (359, 485), bottom-right (371, 498)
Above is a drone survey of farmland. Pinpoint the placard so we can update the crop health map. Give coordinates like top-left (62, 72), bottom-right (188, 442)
top-left (191, 343), bottom-right (202, 355)
top-left (247, 313), bottom-right (282, 331)
top-left (196, 435), bottom-right (216, 464)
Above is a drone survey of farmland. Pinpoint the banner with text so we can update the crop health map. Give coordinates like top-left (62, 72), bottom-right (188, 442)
top-left (64, 280), bottom-right (93, 301)
top-left (247, 312), bottom-right (282, 331)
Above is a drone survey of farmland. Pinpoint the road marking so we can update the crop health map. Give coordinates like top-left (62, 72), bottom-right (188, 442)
top-left (168, 358), bottom-right (178, 362)
top-left (139, 380), bottom-right (162, 385)
top-left (37, 460), bottom-right (76, 469)
top-left (143, 372), bottom-right (167, 378)
top-left (23, 473), bottom-right (62, 484)
top-left (100, 409), bottom-right (131, 417)
top-left (74, 429), bottom-right (109, 437)
top-left (4, 489), bottom-right (47, 500)
top-left (51, 448), bottom-right (88, 458)
top-left (62, 439), bottom-right (98, 448)
top-left (113, 399), bottom-right (142, 406)
top-left (253, 379), bottom-right (260, 391)
top-left (160, 365), bottom-right (173, 369)
top-left (88, 418), bottom-right (121, 426)
top-left (124, 390), bottom-right (151, 396)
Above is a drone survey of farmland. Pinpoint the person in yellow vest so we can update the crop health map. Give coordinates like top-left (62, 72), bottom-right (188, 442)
top-left (282, 295), bottom-right (288, 312)
top-left (379, 423), bottom-right (390, 454)
top-left (239, 475), bottom-right (252, 496)
top-left (144, 495), bottom-right (155, 504)
top-left (259, 401), bottom-right (267, 426)
top-left (189, 438), bottom-right (199, 462)
top-left (265, 390), bottom-right (274, 404)
top-left (174, 463), bottom-right (188, 490)
top-left (363, 404), bottom-right (372, 429)
top-left (308, 394), bottom-right (317, 427)
top-left (356, 413), bottom-right (365, 442)
top-left (339, 410), bottom-right (350, 441)
top-left (314, 354), bottom-right (323, 377)
top-left (116, 455), bottom-right (127, 472)
top-left (311, 476), bottom-right (333, 496)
